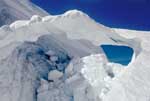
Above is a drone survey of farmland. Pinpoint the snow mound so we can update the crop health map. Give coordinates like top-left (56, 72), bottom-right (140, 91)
top-left (29, 15), bottom-right (42, 24)
top-left (10, 20), bottom-right (29, 29)
top-left (63, 9), bottom-right (89, 18)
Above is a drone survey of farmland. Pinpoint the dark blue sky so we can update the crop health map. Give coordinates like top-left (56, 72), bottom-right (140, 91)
top-left (31, 0), bottom-right (150, 30)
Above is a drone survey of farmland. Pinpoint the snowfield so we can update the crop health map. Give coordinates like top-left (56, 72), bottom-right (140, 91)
top-left (0, 3), bottom-right (149, 101)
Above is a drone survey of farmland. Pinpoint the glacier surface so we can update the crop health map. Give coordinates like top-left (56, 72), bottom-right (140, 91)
top-left (0, 1), bottom-right (149, 100)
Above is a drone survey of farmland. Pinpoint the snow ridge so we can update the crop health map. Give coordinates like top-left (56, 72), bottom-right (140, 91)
top-left (9, 10), bottom-right (90, 29)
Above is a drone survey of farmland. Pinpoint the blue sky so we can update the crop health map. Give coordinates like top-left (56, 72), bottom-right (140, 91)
top-left (31, 0), bottom-right (150, 30)
top-left (101, 45), bottom-right (133, 65)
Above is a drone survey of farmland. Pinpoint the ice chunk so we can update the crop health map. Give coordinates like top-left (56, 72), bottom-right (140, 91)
top-left (46, 50), bottom-right (56, 56)
top-left (50, 56), bottom-right (58, 62)
top-left (48, 70), bottom-right (63, 81)
top-left (56, 63), bottom-right (66, 71)
top-left (65, 62), bottom-right (74, 76)
top-left (37, 79), bottom-right (49, 93)
top-left (29, 15), bottom-right (42, 24)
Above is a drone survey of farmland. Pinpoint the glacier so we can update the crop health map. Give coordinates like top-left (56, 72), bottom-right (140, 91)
top-left (0, 1), bottom-right (149, 101)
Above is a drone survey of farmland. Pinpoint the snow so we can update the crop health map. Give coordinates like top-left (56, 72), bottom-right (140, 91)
top-left (10, 20), bottom-right (29, 29)
top-left (0, 0), bottom-right (48, 26)
top-left (48, 70), bottom-right (63, 81)
top-left (46, 50), bottom-right (56, 56)
top-left (50, 56), bottom-right (58, 62)
top-left (102, 29), bottom-right (150, 101)
top-left (63, 9), bottom-right (89, 18)
top-left (29, 15), bottom-right (42, 24)
top-left (0, 1), bottom-right (150, 100)
top-left (37, 54), bottom-right (124, 101)
top-left (81, 54), bottom-right (124, 100)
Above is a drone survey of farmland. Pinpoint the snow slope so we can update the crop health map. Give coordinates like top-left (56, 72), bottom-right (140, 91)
top-left (0, 8), bottom-right (149, 101)
top-left (102, 29), bottom-right (150, 101)
top-left (0, 0), bottom-right (48, 26)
